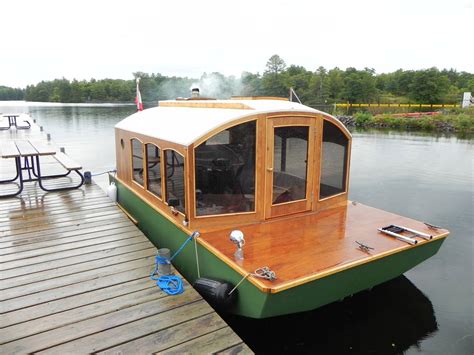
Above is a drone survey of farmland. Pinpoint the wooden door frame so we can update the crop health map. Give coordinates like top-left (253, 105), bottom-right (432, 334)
top-left (264, 116), bottom-right (315, 219)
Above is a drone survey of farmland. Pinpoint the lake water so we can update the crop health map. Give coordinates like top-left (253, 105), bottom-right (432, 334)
top-left (1, 102), bottom-right (472, 354)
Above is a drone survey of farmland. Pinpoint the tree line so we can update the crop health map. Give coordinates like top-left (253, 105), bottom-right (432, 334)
top-left (1, 55), bottom-right (473, 105)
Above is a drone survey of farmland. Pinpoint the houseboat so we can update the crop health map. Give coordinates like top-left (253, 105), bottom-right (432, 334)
top-left (111, 96), bottom-right (449, 318)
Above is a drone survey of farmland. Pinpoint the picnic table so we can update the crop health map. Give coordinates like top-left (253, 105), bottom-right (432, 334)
top-left (0, 114), bottom-right (31, 130)
top-left (0, 140), bottom-right (84, 197)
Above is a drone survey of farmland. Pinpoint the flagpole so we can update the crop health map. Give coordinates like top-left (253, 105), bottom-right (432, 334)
top-left (135, 77), bottom-right (143, 111)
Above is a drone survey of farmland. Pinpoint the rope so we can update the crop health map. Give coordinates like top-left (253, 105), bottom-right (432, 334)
top-left (252, 266), bottom-right (277, 281)
top-left (170, 234), bottom-right (194, 261)
top-left (156, 275), bottom-right (184, 295)
top-left (194, 234), bottom-right (201, 278)
top-left (228, 266), bottom-right (277, 296)
top-left (150, 231), bottom-right (200, 295)
top-left (150, 256), bottom-right (170, 281)
top-left (91, 169), bottom-right (117, 177)
top-left (228, 273), bottom-right (251, 296)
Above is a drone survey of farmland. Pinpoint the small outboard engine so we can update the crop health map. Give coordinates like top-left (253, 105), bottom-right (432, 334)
top-left (193, 278), bottom-right (237, 309)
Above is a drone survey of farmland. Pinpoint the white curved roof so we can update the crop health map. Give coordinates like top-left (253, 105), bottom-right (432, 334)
top-left (115, 99), bottom-right (322, 146)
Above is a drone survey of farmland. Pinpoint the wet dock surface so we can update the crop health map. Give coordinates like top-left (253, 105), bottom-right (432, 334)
top-left (0, 116), bottom-right (251, 354)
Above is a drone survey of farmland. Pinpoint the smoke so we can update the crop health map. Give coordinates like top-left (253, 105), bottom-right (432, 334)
top-left (156, 72), bottom-right (246, 100)
top-left (189, 72), bottom-right (243, 99)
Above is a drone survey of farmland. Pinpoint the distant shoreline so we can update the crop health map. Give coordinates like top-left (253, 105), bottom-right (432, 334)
top-left (337, 109), bottom-right (474, 133)
top-left (0, 100), bottom-right (135, 107)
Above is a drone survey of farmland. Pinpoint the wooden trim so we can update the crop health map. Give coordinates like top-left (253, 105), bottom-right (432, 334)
top-left (266, 112), bottom-right (317, 119)
top-left (163, 148), bottom-right (187, 218)
top-left (264, 116), bottom-right (315, 219)
top-left (159, 101), bottom-right (253, 110)
top-left (117, 129), bottom-right (188, 225)
top-left (144, 142), bottom-right (163, 201)
top-left (129, 137), bottom-right (145, 187)
top-left (194, 237), bottom-right (273, 292)
top-left (317, 118), bottom-right (351, 204)
top-left (188, 116), bottom-right (264, 230)
top-left (192, 118), bottom-right (258, 217)
top-left (116, 203), bottom-right (138, 224)
top-left (267, 111), bottom-right (352, 139)
top-left (115, 175), bottom-right (191, 234)
top-left (318, 191), bottom-right (346, 203)
top-left (269, 233), bottom-right (449, 293)
top-left (193, 115), bottom-right (261, 148)
top-left (312, 117), bottom-right (323, 211)
top-left (231, 96), bottom-right (289, 101)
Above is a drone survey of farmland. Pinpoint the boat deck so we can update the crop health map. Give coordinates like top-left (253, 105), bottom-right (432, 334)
top-left (0, 117), bottom-right (251, 354)
top-left (200, 202), bottom-right (449, 293)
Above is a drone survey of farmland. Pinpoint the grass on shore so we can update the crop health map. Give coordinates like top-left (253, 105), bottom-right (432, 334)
top-left (353, 108), bottom-right (474, 132)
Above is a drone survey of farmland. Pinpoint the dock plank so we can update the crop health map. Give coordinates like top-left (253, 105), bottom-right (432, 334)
top-left (0, 224), bottom-right (138, 255)
top-left (40, 301), bottom-right (212, 354)
top-left (1, 241), bottom-right (152, 280)
top-left (1, 247), bottom-right (156, 290)
top-left (0, 255), bottom-right (155, 301)
top-left (0, 236), bottom-right (148, 271)
top-left (1, 293), bottom-right (201, 353)
top-left (2, 277), bottom-right (152, 327)
top-left (0, 286), bottom-right (162, 344)
top-left (0, 219), bottom-right (133, 248)
top-left (99, 312), bottom-right (228, 355)
top-left (0, 230), bottom-right (144, 263)
top-left (161, 326), bottom-right (247, 354)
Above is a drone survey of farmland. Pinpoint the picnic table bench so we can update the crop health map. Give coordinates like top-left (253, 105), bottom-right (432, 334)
top-left (0, 140), bottom-right (84, 198)
top-left (0, 114), bottom-right (31, 130)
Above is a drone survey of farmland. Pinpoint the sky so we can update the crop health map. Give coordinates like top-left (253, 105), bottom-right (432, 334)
top-left (0, 0), bottom-right (472, 88)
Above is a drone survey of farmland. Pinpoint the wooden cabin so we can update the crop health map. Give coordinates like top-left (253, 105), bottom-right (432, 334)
top-left (115, 97), bottom-right (351, 231)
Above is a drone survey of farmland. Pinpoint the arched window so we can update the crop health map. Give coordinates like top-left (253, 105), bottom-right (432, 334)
top-left (320, 120), bottom-right (349, 199)
top-left (146, 144), bottom-right (161, 198)
top-left (131, 139), bottom-right (144, 186)
top-left (195, 120), bottom-right (256, 216)
top-left (164, 150), bottom-right (185, 213)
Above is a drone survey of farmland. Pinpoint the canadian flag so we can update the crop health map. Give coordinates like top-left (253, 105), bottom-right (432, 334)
top-left (135, 78), bottom-right (143, 111)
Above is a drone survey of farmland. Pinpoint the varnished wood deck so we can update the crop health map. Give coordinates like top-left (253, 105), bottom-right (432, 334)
top-left (0, 117), bottom-right (251, 354)
top-left (200, 202), bottom-right (449, 293)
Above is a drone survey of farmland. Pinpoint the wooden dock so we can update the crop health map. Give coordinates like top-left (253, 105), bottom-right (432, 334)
top-left (0, 116), bottom-right (251, 354)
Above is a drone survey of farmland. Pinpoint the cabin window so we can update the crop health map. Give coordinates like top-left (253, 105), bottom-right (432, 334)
top-left (272, 126), bottom-right (309, 204)
top-left (146, 144), bottom-right (162, 198)
top-left (195, 120), bottom-right (256, 216)
top-left (320, 120), bottom-right (348, 199)
top-left (131, 139), bottom-right (144, 186)
top-left (164, 150), bottom-right (185, 213)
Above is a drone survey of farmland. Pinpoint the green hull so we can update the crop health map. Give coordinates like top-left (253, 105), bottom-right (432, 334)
top-left (113, 177), bottom-right (446, 319)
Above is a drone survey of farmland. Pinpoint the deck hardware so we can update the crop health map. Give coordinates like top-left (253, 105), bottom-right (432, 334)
top-left (424, 222), bottom-right (441, 230)
top-left (391, 224), bottom-right (433, 240)
top-left (230, 230), bottom-right (245, 260)
top-left (355, 241), bottom-right (374, 253)
top-left (253, 266), bottom-right (277, 281)
top-left (378, 224), bottom-right (434, 245)
top-left (228, 266), bottom-right (277, 296)
top-left (168, 198), bottom-right (180, 215)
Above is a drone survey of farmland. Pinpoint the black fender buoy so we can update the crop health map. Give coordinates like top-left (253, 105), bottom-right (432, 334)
top-left (193, 278), bottom-right (237, 309)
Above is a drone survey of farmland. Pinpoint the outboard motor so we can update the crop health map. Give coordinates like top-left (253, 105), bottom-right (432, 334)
top-left (193, 278), bottom-right (237, 309)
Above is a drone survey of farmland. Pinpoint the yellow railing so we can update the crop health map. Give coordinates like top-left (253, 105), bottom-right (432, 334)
top-left (336, 103), bottom-right (460, 108)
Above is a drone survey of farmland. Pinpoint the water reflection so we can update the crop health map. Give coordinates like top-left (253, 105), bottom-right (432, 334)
top-left (223, 276), bottom-right (438, 354)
